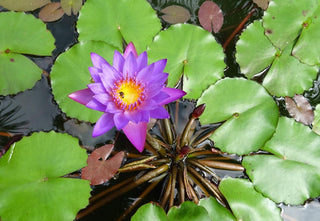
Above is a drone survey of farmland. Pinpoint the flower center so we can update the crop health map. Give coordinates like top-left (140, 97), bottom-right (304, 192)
top-left (114, 79), bottom-right (145, 110)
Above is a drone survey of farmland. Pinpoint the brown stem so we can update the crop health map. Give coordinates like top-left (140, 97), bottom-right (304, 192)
top-left (163, 118), bottom-right (173, 145)
top-left (160, 173), bottom-right (172, 208)
top-left (187, 171), bottom-right (210, 197)
top-left (199, 160), bottom-right (244, 171)
top-left (146, 132), bottom-right (166, 156)
top-left (180, 118), bottom-right (195, 147)
top-left (188, 159), bottom-right (221, 183)
top-left (191, 128), bottom-right (215, 147)
top-left (177, 163), bottom-right (185, 204)
top-left (169, 165), bottom-right (178, 208)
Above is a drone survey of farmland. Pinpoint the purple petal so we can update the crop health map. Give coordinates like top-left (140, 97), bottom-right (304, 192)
top-left (149, 106), bottom-right (170, 119)
top-left (136, 63), bottom-right (154, 82)
top-left (92, 112), bottom-right (115, 137)
top-left (124, 109), bottom-right (149, 123)
top-left (151, 91), bottom-right (170, 103)
top-left (68, 88), bottom-right (94, 105)
top-left (153, 59), bottom-right (167, 74)
top-left (105, 102), bottom-right (122, 114)
top-left (159, 88), bottom-right (186, 105)
top-left (93, 93), bottom-right (112, 105)
top-left (136, 51), bottom-right (148, 71)
top-left (123, 42), bottom-right (138, 58)
top-left (123, 52), bottom-right (137, 78)
top-left (88, 67), bottom-right (102, 83)
top-left (122, 121), bottom-right (147, 152)
top-left (114, 112), bottom-right (129, 130)
top-left (91, 53), bottom-right (109, 69)
top-left (113, 51), bottom-right (125, 73)
top-left (87, 83), bottom-right (106, 94)
top-left (86, 99), bottom-right (106, 112)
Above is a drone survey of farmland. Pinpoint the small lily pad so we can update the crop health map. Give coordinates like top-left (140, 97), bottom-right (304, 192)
top-left (219, 178), bottom-right (282, 221)
top-left (0, 132), bottom-right (91, 221)
top-left (39, 2), bottom-right (65, 22)
top-left (147, 24), bottom-right (225, 99)
top-left (61, 0), bottom-right (83, 16)
top-left (243, 117), bottom-right (320, 204)
top-left (131, 203), bottom-right (168, 221)
top-left (0, 0), bottom-right (50, 11)
top-left (197, 78), bottom-right (279, 155)
top-left (161, 5), bottom-right (190, 24)
top-left (198, 1), bottom-right (223, 33)
top-left (77, 0), bottom-right (161, 53)
top-left (285, 94), bottom-right (314, 125)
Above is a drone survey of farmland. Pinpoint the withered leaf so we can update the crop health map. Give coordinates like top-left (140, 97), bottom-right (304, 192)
top-left (253, 0), bottom-right (270, 10)
top-left (198, 1), bottom-right (223, 33)
top-left (81, 144), bottom-right (125, 185)
top-left (61, 0), bottom-right (83, 16)
top-left (39, 2), bottom-right (64, 22)
top-left (285, 94), bottom-right (314, 125)
top-left (160, 5), bottom-right (191, 24)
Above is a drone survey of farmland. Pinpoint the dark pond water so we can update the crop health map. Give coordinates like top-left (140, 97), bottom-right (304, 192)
top-left (1, 0), bottom-right (320, 220)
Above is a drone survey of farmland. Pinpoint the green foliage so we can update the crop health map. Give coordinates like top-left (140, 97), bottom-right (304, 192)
top-left (0, 11), bottom-right (55, 95)
top-left (0, 132), bottom-right (91, 221)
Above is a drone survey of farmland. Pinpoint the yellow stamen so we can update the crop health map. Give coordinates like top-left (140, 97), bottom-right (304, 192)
top-left (115, 79), bottom-right (144, 109)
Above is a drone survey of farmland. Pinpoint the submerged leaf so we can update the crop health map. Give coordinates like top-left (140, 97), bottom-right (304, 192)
top-left (81, 144), bottom-right (124, 185)
top-left (61, 0), bottom-right (83, 16)
top-left (198, 1), bottom-right (223, 33)
top-left (0, 0), bottom-right (50, 11)
top-left (161, 5), bottom-right (190, 24)
top-left (0, 132), bottom-right (91, 221)
top-left (39, 2), bottom-right (64, 22)
top-left (285, 94), bottom-right (314, 125)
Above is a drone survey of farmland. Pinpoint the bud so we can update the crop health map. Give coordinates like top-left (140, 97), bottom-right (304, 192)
top-left (192, 103), bottom-right (206, 118)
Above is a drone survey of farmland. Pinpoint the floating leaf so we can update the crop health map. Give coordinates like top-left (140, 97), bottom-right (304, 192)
top-left (147, 24), bottom-right (225, 99)
top-left (51, 41), bottom-right (117, 122)
top-left (285, 94), bottom-right (314, 125)
top-left (219, 178), bottom-right (282, 221)
top-left (243, 117), bottom-right (320, 204)
top-left (0, 0), bottom-right (50, 11)
top-left (39, 2), bottom-right (64, 22)
top-left (198, 197), bottom-right (236, 221)
top-left (160, 5), bottom-right (190, 24)
top-left (253, 0), bottom-right (270, 10)
top-left (131, 203), bottom-right (168, 221)
top-left (198, 1), bottom-right (223, 33)
top-left (77, 0), bottom-right (161, 53)
top-left (0, 12), bottom-right (55, 95)
top-left (263, 0), bottom-right (318, 50)
top-left (81, 144), bottom-right (124, 185)
top-left (312, 104), bottom-right (320, 135)
top-left (61, 0), bottom-right (83, 16)
top-left (167, 201), bottom-right (211, 221)
top-left (0, 132), bottom-right (91, 221)
top-left (197, 78), bottom-right (279, 155)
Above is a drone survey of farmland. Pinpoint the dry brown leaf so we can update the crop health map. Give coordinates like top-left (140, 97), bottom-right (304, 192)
top-left (0, 0), bottom-right (50, 11)
top-left (61, 0), bottom-right (83, 16)
top-left (198, 1), bottom-right (223, 33)
top-left (161, 5), bottom-right (191, 24)
top-left (39, 2), bottom-right (64, 22)
top-left (253, 0), bottom-right (270, 10)
top-left (81, 144), bottom-right (125, 185)
top-left (285, 94), bottom-right (314, 125)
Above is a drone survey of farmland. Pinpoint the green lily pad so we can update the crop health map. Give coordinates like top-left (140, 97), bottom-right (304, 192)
top-left (77, 0), bottom-right (161, 53)
top-left (0, 131), bottom-right (91, 221)
top-left (131, 203), bottom-right (168, 221)
top-left (167, 201), bottom-right (211, 221)
top-left (147, 24), bottom-right (225, 99)
top-left (263, 0), bottom-right (318, 50)
top-left (219, 178), bottom-right (282, 221)
top-left (243, 117), bottom-right (320, 204)
top-left (292, 4), bottom-right (320, 66)
top-left (236, 20), bottom-right (277, 78)
top-left (0, 12), bottom-right (55, 95)
top-left (312, 104), bottom-right (320, 135)
top-left (51, 41), bottom-right (117, 122)
top-left (197, 78), bottom-right (279, 155)
top-left (198, 197), bottom-right (236, 221)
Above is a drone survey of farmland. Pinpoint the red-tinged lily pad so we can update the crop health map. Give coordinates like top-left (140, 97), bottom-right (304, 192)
top-left (0, 0), bottom-right (50, 11)
top-left (39, 2), bottom-right (64, 22)
top-left (82, 144), bottom-right (125, 185)
top-left (198, 1), bottom-right (223, 33)
top-left (61, 0), bottom-right (83, 16)
top-left (285, 94), bottom-right (314, 125)
top-left (160, 5), bottom-right (190, 24)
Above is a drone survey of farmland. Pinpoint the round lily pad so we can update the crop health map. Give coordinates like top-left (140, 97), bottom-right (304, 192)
top-left (167, 201), bottom-right (211, 221)
top-left (198, 197), bottom-right (236, 221)
top-left (197, 78), bottom-right (279, 155)
top-left (243, 117), bottom-right (320, 205)
top-left (0, 131), bottom-right (91, 221)
top-left (219, 178), bottom-right (282, 221)
top-left (0, 11), bottom-right (55, 95)
top-left (77, 0), bottom-right (161, 53)
top-left (51, 41), bottom-right (117, 122)
top-left (147, 24), bottom-right (225, 99)
top-left (131, 203), bottom-right (168, 221)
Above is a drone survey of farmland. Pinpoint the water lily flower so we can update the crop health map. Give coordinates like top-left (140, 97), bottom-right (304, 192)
top-left (69, 43), bottom-right (186, 152)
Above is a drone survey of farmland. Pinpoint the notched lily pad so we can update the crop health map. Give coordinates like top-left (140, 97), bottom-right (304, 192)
top-left (81, 144), bottom-right (124, 185)
top-left (198, 1), bottom-right (223, 33)
top-left (0, 132), bottom-right (91, 221)
top-left (243, 117), bottom-right (320, 204)
top-left (61, 0), bottom-right (83, 16)
top-left (285, 94), bottom-right (314, 125)
top-left (39, 2), bottom-right (65, 22)
top-left (0, 0), bottom-right (50, 11)
top-left (160, 5), bottom-right (190, 24)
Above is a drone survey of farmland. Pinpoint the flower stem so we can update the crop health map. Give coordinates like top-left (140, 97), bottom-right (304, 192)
top-left (169, 165), bottom-right (178, 208)
top-left (146, 132), bottom-right (166, 156)
top-left (199, 159), bottom-right (244, 171)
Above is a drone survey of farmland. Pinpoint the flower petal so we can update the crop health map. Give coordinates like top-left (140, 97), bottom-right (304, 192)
top-left (86, 99), bottom-right (106, 112)
top-left (92, 112), bottom-right (115, 137)
top-left (105, 102), bottom-right (122, 114)
top-left (159, 88), bottom-right (186, 105)
top-left (68, 88), bottom-right (94, 105)
top-left (88, 67), bottom-right (102, 83)
top-left (114, 112), bottom-right (129, 130)
top-left (136, 51), bottom-right (148, 71)
top-left (91, 52), bottom-right (109, 69)
top-left (122, 121), bottom-right (147, 152)
top-left (153, 59), bottom-right (167, 74)
top-left (113, 50), bottom-right (125, 73)
top-left (87, 83), bottom-right (106, 94)
top-left (123, 42), bottom-right (138, 58)
top-left (149, 106), bottom-right (170, 119)
top-left (123, 52), bottom-right (137, 78)
top-left (151, 91), bottom-right (170, 103)
top-left (93, 93), bottom-right (112, 105)
top-left (136, 63), bottom-right (154, 82)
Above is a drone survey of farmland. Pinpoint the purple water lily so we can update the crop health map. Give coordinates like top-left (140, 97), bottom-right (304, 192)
top-left (69, 43), bottom-right (186, 152)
